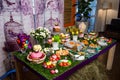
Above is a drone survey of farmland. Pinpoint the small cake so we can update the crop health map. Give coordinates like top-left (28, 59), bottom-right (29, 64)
top-left (88, 32), bottom-right (98, 39)
top-left (53, 24), bottom-right (60, 32)
top-left (29, 51), bottom-right (44, 60)
top-left (82, 40), bottom-right (89, 45)
top-left (27, 51), bottom-right (46, 64)
top-left (89, 43), bottom-right (97, 48)
top-left (27, 44), bottom-right (46, 64)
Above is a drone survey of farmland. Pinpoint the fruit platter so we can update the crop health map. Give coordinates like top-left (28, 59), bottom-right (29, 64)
top-left (58, 60), bottom-right (72, 67)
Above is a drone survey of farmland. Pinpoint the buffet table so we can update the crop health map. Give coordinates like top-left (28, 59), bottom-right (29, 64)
top-left (14, 39), bottom-right (117, 80)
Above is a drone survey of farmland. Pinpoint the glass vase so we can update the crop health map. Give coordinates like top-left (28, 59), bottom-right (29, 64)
top-left (73, 35), bottom-right (78, 42)
top-left (52, 42), bottom-right (59, 50)
top-left (37, 39), bottom-right (45, 48)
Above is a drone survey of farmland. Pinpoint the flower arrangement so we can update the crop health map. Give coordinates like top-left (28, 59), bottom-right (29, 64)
top-left (66, 26), bottom-right (80, 35)
top-left (48, 34), bottom-right (61, 50)
top-left (31, 27), bottom-right (51, 44)
top-left (16, 33), bottom-right (32, 51)
top-left (52, 34), bottom-right (61, 43)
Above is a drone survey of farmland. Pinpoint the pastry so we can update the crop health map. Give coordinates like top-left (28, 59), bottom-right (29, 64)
top-left (53, 24), bottom-right (61, 32)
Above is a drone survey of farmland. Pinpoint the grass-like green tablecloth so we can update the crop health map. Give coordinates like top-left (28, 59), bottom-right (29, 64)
top-left (14, 39), bottom-right (116, 80)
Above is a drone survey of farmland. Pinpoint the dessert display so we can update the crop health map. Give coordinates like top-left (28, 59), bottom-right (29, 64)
top-left (97, 41), bottom-right (108, 46)
top-left (65, 34), bottom-right (70, 42)
top-left (89, 43), bottom-right (97, 48)
top-left (43, 47), bottom-right (54, 56)
top-left (50, 69), bottom-right (59, 74)
top-left (76, 43), bottom-right (81, 47)
top-left (78, 52), bottom-right (85, 55)
top-left (23, 28), bottom-right (113, 76)
top-left (65, 41), bottom-right (85, 51)
top-left (27, 45), bottom-right (46, 64)
top-left (74, 55), bottom-right (85, 60)
top-left (82, 40), bottom-right (89, 45)
top-left (88, 32), bottom-right (98, 39)
top-left (43, 61), bottom-right (56, 69)
top-left (58, 60), bottom-right (71, 67)
top-left (64, 41), bottom-right (76, 48)
top-left (49, 54), bottom-right (61, 62)
top-left (86, 48), bottom-right (96, 54)
top-left (77, 43), bottom-right (84, 51)
top-left (28, 51), bottom-right (44, 60)
top-left (56, 49), bottom-right (69, 56)
top-left (79, 32), bottom-right (84, 38)
top-left (53, 24), bottom-right (61, 32)
top-left (97, 37), bottom-right (108, 46)
top-left (60, 33), bottom-right (65, 39)
top-left (27, 51), bottom-right (46, 64)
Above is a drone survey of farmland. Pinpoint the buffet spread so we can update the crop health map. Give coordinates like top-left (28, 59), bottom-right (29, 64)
top-left (14, 26), bottom-right (114, 80)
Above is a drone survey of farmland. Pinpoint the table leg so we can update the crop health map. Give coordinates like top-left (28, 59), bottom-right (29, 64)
top-left (15, 60), bottom-right (23, 80)
top-left (106, 44), bottom-right (116, 70)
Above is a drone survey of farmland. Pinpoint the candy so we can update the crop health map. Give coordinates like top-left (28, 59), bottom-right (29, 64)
top-left (16, 33), bottom-right (32, 50)
top-left (50, 70), bottom-right (55, 74)
top-left (55, 69), bottom-right (58, 73)
top-left (50, 69), bottom-right (59, 74)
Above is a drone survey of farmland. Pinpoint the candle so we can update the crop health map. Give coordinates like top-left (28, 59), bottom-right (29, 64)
top-left (32, 0), bottom-right (35, 14)
top-left (33, 7), bottom-right (35, 14)
top-left (32, 0), bottom-right (35, 7)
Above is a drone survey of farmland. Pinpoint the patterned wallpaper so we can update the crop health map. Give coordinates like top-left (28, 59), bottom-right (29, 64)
top-left (35, 0), bottom-right (64, 32)
top-left (0, 14), bottom-right (6, 76)
top-left (0, 0), bottom-right (64, 76)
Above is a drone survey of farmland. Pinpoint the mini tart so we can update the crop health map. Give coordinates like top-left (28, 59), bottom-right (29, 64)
top-left (56, 49), bottom-right (69, 56)
top-left (89, 43), bottom-right (97, 48)
top-left (82, 40), bottom-right (89, 45)
top-left (69, 41), bottom-right (75, 45)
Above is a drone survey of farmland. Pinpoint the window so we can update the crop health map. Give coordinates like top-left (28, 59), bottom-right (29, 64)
top-left (88, 0), bottom-right (97, 32)
top-left (64, 0), bottom-right (97, 31)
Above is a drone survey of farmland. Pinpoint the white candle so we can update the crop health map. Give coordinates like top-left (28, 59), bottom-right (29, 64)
top-left (33, 7), bottom-right (35, 14)
top-left (32, 0), bottom-right (35, 7)
top-left (32, 0), bottom-right (35, 14)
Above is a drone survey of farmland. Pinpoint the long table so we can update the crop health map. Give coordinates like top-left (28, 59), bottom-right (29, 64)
top-left (14, 40), bottom-right (117, 80)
